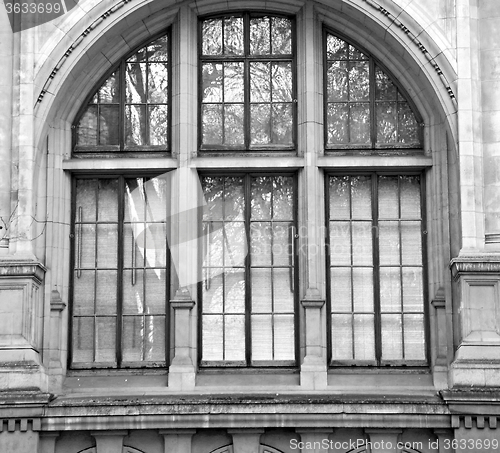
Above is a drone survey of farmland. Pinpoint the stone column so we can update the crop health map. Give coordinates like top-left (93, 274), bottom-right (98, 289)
top-left (91, 431), bottom-right (127, 453)
top-left (228, 429), bottom-right (264, 453)
top-left (480, 2), bottom-right (500, 246)
top-left (449, 257), bottom-right (500, 386)
top-left (160, 429), bottom-right (196, 453)
top-left (0, 6), bottom-right (13, 254)
top-left (297, 1), bottom-right (327, 390)
top-left (295, 429), bottom-right (333, 453)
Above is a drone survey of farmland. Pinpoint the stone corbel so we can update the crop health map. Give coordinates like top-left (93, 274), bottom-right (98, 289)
top-left (431, 287), bottom-right (448, 389)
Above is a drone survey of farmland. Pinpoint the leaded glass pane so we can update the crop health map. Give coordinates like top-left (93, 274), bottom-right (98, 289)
top-left (72, 317), bottom-right (94, 363)
top-left (252, 314), bottom-right (273, 361)
top-left (95, 317), bottom-right (116, 363)
top-left (353, 314), bottom-right (375, 360)
top-left (147, 36), bottom-right (169, 62)
top-left (149, 104), bottom-right (169, 146)
top-left (332, 314), bottom-right (353, 360)
top-left (273, 315), bottom-right (295, 360)
top-left (225, 315), bottom-right (246, 361)
top-left (98, 71), bottom-right (120, 103)
top-left (99, 105), bottom-right (119, 145)
top-left (125, 104), bottom-right (147, 145)
top-left (224, 16), bottom-right (244, 55)
top-left (202, 315), bottom-right (223, 361)
top-left (250, 17), bottom-right (271, 55)
top-left (202, 19), bottom-right (223, 55)
top-left (148, 63), bottom-right (169, 103)
top-left (76, 106), bottom-right (98, 145)
top-left (202, 104), bottom-right (223, 145)
top-left (331, 268), bottom-right (352, 313)
top-left (327, 103), bottom-right (348, 144)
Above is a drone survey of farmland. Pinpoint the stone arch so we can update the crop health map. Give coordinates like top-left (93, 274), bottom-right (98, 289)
top-left (209, 446), bottom-right (234, 453)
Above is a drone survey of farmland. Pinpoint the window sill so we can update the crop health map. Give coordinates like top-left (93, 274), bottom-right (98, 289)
top-left (63, 156), bottom-right (177, 171)
top-left (318, 154), bottom-right (432, 168)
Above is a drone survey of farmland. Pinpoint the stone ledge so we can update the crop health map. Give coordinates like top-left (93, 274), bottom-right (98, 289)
top-left (450, 255), bottom-right (500, 280)
top-left (0, 259), bottom-right (46, 283)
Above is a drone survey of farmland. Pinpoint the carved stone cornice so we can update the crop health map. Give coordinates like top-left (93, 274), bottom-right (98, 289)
top-left (450, 255), bottom-right (500, 281)
top-left (0, 259), bottom-right (46, 284)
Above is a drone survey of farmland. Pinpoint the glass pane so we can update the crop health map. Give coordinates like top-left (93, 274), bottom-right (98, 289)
top-left (271, 17), bottom-right (292, 54)
top-left (145, 268), bottom-right (166, 314)
top-left (327, 103), bottom-right (348, 144)
top-left (125, 105), bottom-right (147, 146)
top-left (378, 176), bottom-right (399, 219)
top-left (352, 268), bottom-right (373, 312)
top-left (329, 176), bottom-right (350, 220)
top-left (330, 221), bottom-right (351, 265)
top-left (224, 63), bottom-right (244, 101)
top-left (381, 314), bottom-right (403, 360)
top-left (353, 314), bottom-right (375, 360)
top-left (375, 67), bottom-right (397, 100)
top-left (204, 223), bottom-right (224, 267)
top-left (326, 35), bottom-right (348, 60)
top-left (402, 267), bottom-right (424, 312)
top-left (148, 63), bottom-right (169, 103)
top-left (149, 104), bottom-right (169, 146)
top-left (202, 315), bottom-right (223, 360)
top-left (124, 178), bottom-right (145, 223)
top-left (379, 221), bottom-right (400, 265)
top-left (331, 267), bottom-right (352, 313)
top-left (202, 19), bottom-right (223, 55)
top-left (376, 102), bottom-right (397, 143)
top-left (97, 179), bottom-right (118, 222)
top-left (99, 105), bottom-right (119, 145)
top-left (95, 317), bottom-right (116, 363)
top-left (72, 317), bottom-right (94, 363)
top-left (350, 103), bottom-right (370, 143)
top-left (331, 314), bottom-right (353, 360)
top-left (400, 176), bottom-right (421, 218)
top-left (147, 35), bottom-right (169, 62)
top-left (223, 222), bottom-right (247, 267)
top-left (251, 177), bottom-right (273, 220)
top-left (202, 104), bottom-right (223, 145)
top-left (251, 314), bottom-right (272, 360)
top-left (349, 62), bottom-right (369, 101)
top-left (380, 267), bottom-right (401, 312)
top-left (95, 270), bottom-right (117, 314)
top-left (202, 63), bottom-right (223, 102)
top-left (225, 270), bottom-right (245, 313)
top-left (98, 71), bottom-right (119, 103)
top-left (73, 271), bottom-right (95, 315)
top-left (349, 44), bottom-right (366, 60)
top-left (80, 224), bottom-right (96, 268)
top-left (225, 315), bottom-right (245, 360)
top-left (144, 315), bottom-right (166, 362)
top-left (273, 178), bottom-right (294, 220)
top-left (122, 315), bottom-right (143, 361)
top-left (273, 223), bottom-right (292, 266)
top-left (401, 221), bottom-right (422, 265)
top-left (76, 106), bottom-right (98, 145)
top-left (250, 17), bottom-right (270, 55)
top-left (251, 222), bottom-right (272, 266)
top-left (128, 45), bottom-right (147, 62)
top-left (223, 177), bottom-right (245, 220)
top-left (126, 63), bottom-right (147, 103)
top-left (327, 61), bottom-right (348, 102)
top-left (351, 176), bottom-right (371, 218)
top-left (272, 63), bottom-right (292, 102)
top-left (250, 62), bottom-right (271, 103)
top-left (251, 268), bottom-right (272, 313)
top-left (273, 268), bottom-right (294, 312)
top-left (403, 314), bottom-right (425, 360)
top-left (398, 102), bottom-right (419, 143)
top-left (250, 104), bottom-right (271, 144)
top-left (202, 177), bottom-right (224, 220)
top-left (202, 271), bottom-right (223, 314)
top-left (224, 16), bottom-right (244, 55)
top-left (271, 103), bottom-right (293, 145)
top-left (352, 222), bottom-right (372, 266)
top-left (274, 315), bottom-right (294, 360)
top-left (76, 179), bottom-right (97, 222)
top-left (123, 269), bottom-right (144, 314)
top-left (224, 104), bottom-right (244, 145)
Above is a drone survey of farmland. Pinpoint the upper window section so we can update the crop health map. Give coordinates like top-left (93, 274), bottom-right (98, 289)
top-left (74, 32), bottom-right (170, 154)
top-left (200, 14), bottom-right (295, 151)
top-left (325, 32), bottom-right (422, 150)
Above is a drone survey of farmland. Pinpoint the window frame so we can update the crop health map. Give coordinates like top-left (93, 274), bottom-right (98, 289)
top-left (71, 29), bottom-right (172, 157)
top-left (68, 172), bottom-right (171, 370)
top-left (197, 171), bottom-right (300, 368)
top-left (325, 170), bottom-right (430, 368)
top-left (322, 27), bottom-right (424, 152)
top-left (198, 12), bottom-right (298, 153)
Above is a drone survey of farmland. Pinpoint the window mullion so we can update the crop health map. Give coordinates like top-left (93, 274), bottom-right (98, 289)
top-left (372, 174), bottom-right (382, 365)
top-left (244, 14), bottom-right (251, 150)
top-left (244, 174), bottom-right (252, 366)
top-left (369, 58), bottom-right (376, 148)
top-left (116, 176), bottom-right (125, 367)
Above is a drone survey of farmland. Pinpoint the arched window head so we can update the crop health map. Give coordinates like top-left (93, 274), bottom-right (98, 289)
top-left (74, 32), bottom-right (171, 154)
top-left (325, 31), bottom-right (422, 150)
top-left (200, 14), bottom-right (296, 151)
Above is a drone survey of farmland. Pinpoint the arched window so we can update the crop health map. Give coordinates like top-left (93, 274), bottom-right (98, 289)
top-left (324, 31), bottom-right (422, 150)
top-left (199, 14), bottom-right (296, 150)
top-left (74, 32), bottom-right (171, 154)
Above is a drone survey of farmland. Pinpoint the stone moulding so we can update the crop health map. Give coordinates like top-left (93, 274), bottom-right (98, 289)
top-left (450, 255), bottom-right (500, 281)
top-left (0, 418), bottom-right (42, 432)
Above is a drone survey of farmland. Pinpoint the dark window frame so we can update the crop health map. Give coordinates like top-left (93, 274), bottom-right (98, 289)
top-left (325, 170), bottom-right (430, 368)
top-left (72, 29), bottom-right (172, 157)
top-left (68, 173), bottom-right (171, 370)
top-left (197, 171), bottom-right (300, 368)
top-left (323, 27), bottom-right (424, 152)
top-left (198, 12), bottom-right (297, 153)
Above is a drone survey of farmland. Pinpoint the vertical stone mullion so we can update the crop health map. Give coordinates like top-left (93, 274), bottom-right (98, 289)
top-left (296, 2), bottom-right (327, 389)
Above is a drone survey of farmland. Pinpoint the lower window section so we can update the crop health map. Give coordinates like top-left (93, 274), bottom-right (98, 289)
top-left (70, 175), bottom-right (169, 369)
top-left (200, 174), bottom-right (297, 367)
top-left (327, 173), bottom-right (427, 366)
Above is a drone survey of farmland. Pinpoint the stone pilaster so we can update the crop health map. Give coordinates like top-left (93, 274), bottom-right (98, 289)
top-left (160, 429), bottom-right (196, 453)
top-left (91, 430), bottom-right (127, 453)
top-left (449, 256), bottom-right (500, 386)
top-left (228, 429), bottom-right (264, 453)
top-left (47, 289), bottom-right (66, 391)
top-left (364, 430), bottom-right (402, 453)
top-left (296, 429), bottom-right (333, 453)
top-left (431, 288), bottom-right (449, 389)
